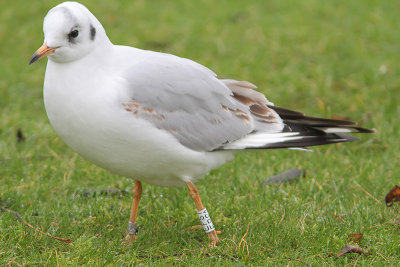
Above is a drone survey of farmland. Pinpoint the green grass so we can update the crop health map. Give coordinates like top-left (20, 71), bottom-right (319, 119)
top-left (1, 0), bottom-right (399, 265)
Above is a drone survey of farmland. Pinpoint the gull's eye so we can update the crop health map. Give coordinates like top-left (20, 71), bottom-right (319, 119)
top-left (68, 30), bottom-right (79, 40)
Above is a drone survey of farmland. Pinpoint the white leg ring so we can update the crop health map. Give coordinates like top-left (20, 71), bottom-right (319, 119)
top-left (197, 208), bottom-right (215, 233)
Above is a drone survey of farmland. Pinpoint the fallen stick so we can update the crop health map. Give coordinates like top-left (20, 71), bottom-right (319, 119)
top-left (1, 206), bottom-right (72, 243)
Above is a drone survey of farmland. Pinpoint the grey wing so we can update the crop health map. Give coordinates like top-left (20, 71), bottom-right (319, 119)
top-left (121, 54), bottom-right (263, 151)
top-left (121, 53), bottom-right (371, 152)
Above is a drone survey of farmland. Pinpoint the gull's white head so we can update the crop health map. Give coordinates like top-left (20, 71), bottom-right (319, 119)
top-left (30, 1), bottom-right (110, 64)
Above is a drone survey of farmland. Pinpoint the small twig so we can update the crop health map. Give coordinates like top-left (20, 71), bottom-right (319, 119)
top-left (354, 181), bottom-right (381, 204)
top-left (376, 251), bottom-right (388, 262)
top-left (277, 208), bottom-right (285, 227)
top-left (1, 206), bottom-right (72, 243)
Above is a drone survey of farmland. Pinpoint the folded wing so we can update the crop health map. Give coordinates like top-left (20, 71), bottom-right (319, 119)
top-left (121, 52), bottom-right (372, 152)
top-left (121, 54), bottom-right (284, 151)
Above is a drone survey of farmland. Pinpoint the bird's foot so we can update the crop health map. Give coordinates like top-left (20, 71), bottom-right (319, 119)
top-left (123, 233), bottom-right (137, 245)
top-left (189, 225), bottom-right (221, 247)
top-left (123, 221), bottom-right (140, 245)
top-left (207, 230), bottom-right (220, 247)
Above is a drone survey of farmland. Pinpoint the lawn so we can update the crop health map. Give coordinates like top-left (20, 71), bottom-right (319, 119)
top-left (1, 0), bottom-right (399, 265)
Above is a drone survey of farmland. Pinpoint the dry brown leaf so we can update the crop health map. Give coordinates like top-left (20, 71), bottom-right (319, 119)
top-left (335, 244), bottom-right (369, 259)
top-left (385, 185), bottom-right (400, 207)
top-left (347, 233), bottom-right (363, 243)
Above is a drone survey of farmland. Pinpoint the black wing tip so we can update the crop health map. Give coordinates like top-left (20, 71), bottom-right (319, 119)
top-left (269, 105), bottom-right (374, 133)
top-left (214, 132), bottom-right (362, 151)
top-left (263, 133), bottom-right (360, 149)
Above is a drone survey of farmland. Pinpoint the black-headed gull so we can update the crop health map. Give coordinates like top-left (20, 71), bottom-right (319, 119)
top-left (30, 2), bottom-right (372, 246)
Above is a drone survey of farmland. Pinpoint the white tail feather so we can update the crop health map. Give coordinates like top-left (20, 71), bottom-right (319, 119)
top-left (315, 127), bottom-right (354, 133)
top-left (222, 132), bottom-right (302, 149)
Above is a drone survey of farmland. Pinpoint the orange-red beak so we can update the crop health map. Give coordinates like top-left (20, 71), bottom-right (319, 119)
top-left (29, 44), bottom-right (57, 65)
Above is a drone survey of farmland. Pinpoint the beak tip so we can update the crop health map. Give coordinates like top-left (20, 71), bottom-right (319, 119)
top-left (29, 53), bottom-right (39, 65)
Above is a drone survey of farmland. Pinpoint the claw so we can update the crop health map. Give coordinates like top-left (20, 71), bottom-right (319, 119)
top-left (208, 230), bottom-right (220, 247)
top-left (123, 233), bottom-right (137, 245)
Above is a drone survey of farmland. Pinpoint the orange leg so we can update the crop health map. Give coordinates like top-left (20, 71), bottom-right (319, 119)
top-left (186, 182), bottom-right (219, 246)
top-left (124, 180), bottom-right (142, 243)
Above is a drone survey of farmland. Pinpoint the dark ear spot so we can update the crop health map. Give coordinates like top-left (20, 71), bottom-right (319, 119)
top-left (90, 24), bottom-right (96, 41)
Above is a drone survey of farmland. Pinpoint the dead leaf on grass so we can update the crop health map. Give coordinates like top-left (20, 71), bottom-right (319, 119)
top-left (347, 233), bottom-right (363, 243)
top-left (81, 188), bottom-right (127, 197)
top-left (335, 244), bottom-right (369, 259)
top-left (16, 128), bottom-right (25, 143)
top-left (265, 168), bottom-right (305, 184)
top-left (385, 185), bottom-right (400, 207)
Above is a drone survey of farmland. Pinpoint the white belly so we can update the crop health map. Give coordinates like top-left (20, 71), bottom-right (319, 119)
top-left (43, 61), bottom-right (233, 187)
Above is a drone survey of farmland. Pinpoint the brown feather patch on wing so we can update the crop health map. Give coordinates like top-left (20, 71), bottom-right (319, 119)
top-left (221, 79), bottom-right (281, 125)
top-left (221, 105), bottom-right (251, 121)
top-left (123, 99), bottom-right (166, 121)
